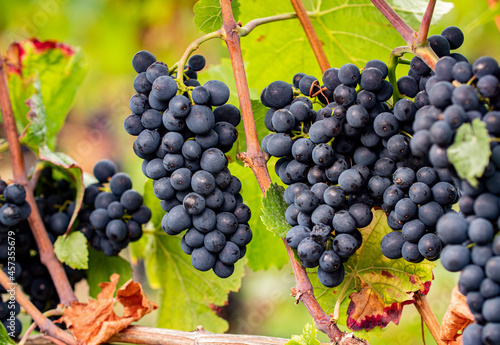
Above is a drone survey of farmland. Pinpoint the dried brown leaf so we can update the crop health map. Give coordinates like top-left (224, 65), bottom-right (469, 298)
top-left (59, 273), bottom-right (158, 345)
top-left (440, 286), bottom-right (474, 344)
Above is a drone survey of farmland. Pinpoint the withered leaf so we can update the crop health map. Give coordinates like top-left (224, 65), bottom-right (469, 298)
top-left (440, 286), bottom-right (474, 344)
top-left (59, 273), bottom-right (158, 345)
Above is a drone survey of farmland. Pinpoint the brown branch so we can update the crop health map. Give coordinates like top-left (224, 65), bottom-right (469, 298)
top-left (487, 0), bottom-right (500, 34)
top-left (284, 239), bottom-right (368, 344)
top-left (370, 0), bottom-right (416, 46)
top-left (220, 0), bottom-right (271, 195)
top-left (27, 325), bottom-right (327, 345)
top-left (0, 54), bottom-right (77, 306)
top-left (290, 0), bottom-right (330, 73)
top-left (415, 0), bottom-right (436, 46)
top-left (0, 270), bottom-right (76, 345)
top-left (413, 291), bottom-right (446, 345)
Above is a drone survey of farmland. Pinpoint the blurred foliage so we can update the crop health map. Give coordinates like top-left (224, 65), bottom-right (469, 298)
top-left (0, 0), bottom-right (498, 342)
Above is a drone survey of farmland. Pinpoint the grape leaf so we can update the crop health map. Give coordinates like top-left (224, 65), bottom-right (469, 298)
top-left (144, 233), bottom-right (245, 333)
top-left (261, 183), bottom-right (290, 238)
top-left (465, 1), bottom-right (500, 32)
top-left (193, 0), bottom-right (240, 34)
top-left (310, 210), bottom-right (434, 337)
top-left (3, 39), bottom-right (86, 150)
top-left (286, 322), bottom-right (321, 345)
top-left (54, 231), bottom-right (88, 270)
top-left (229, 162), bottom-right (289, 270)
top-left (86, 249), bottom-right (132, 298)
top-left (238, 0), bottom-right (452, 91)
top-left (0, 323), bottom-right (16, 345)
top-left (447, 118), bottom-right (491, 188)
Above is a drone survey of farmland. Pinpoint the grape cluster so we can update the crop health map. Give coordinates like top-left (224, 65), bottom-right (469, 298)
top-left (125, 51), bottom-right (252, 278)
top-left (0, 175), bottom-right (85, 338)
top-left (360, 26), bottom-right (500, 343)
top-left (260, 55), bottom-right (432, 286)
top-left (79, 160), bottom-right (150, 256)
top-left (13, 169), bottom-right (86, 306)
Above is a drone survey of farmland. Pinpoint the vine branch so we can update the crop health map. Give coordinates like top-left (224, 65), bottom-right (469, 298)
top-left (415, 0), bottom-right (437, 46)
top-left (414, 291), bottom-right (446, 345)
top-left (290, 0), bottom-right (330, 73)
top-left (0, 53), bottom-right (77, 306)
top-left (0, 270), bottom-right (76, 345)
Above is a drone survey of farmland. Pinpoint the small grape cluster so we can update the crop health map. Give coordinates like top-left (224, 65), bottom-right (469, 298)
top-left (125, 51), bottom-right (252, 278)
top-left (79, 160), bottom-right (150, 256)
top-left (0, 175), bottom-right (85, 338)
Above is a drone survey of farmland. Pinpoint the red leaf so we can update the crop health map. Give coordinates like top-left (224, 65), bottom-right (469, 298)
top-left (346, 284), bottom-right (404, 331)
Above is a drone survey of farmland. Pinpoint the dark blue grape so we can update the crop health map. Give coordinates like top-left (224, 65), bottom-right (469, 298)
top-left (191, 247), bottom-right (216, 271)
top-left (132, 50), bottom-right (156, 73)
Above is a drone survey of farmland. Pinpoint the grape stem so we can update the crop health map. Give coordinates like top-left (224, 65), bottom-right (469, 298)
top-left (388, 46), bottom-right (411, 104)
top-left (0, 53), bottom-right (77, 306)
top-left (290, 0), bottom-right (331, 73)
top-left (18, 308), bottom-right (65, 345)
top-left (0, 270), bottom-right (76, 345)
top-left (173, 30), bottom-right (224, 90)
top-left (370, 0), bottom-right (439, 70)
top-left (370, 0), bottom-right (416, 45)
top-left (239, 12), bottom-right (302, 37)
top-left (415, 0), bottom-right (437, 46)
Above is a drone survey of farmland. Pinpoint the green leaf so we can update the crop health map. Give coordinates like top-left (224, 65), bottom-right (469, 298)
top-left (465, 1), bottom-right (500, 32)
top-left (261, 183), bottom-right (290, 238)
top-left (38, 146), bottom-right (84, 235)
top-left (193, 0), bottom-right (240, 33)
top-left (310, 210), bottom-right (434, 337)
top-left (86, 249), bottom-right (132, 298)
top-left (144, 233), bottom-right (244, 333)
top-left (447, 118), bottom-right (491, 188)
top-left (4, 39), bottom-right (87, 150)
top-left (54, 231), bottom-right (89, 269)
top-left (0, 322), bottom-right (16, 345)
top-left (229, 163), bottom-right (289, 270)
top-left (286, 322), bottom-right (321, 345)
top-left (238, 0), bottom-right (453, 91)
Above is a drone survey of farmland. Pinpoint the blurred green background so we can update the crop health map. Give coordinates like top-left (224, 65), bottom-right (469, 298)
top-left (0, 0), bottom-right (499, 343)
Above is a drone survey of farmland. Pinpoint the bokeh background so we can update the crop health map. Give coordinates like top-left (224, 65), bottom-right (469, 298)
top-left (0, 0), bottom-right (499, 343)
